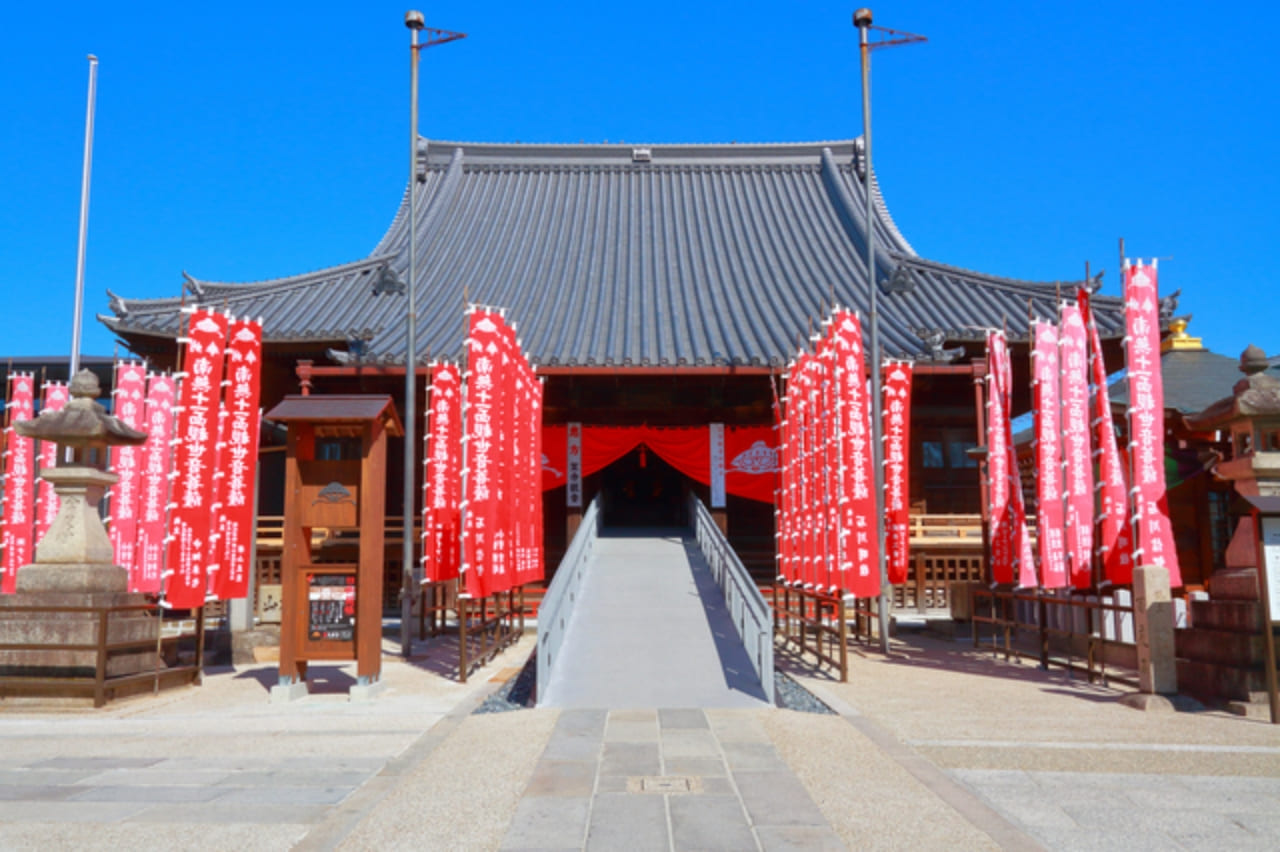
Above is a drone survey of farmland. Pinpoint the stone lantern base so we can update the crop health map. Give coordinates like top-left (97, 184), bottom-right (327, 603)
top-left (0, 466), bottom-right (161, 684)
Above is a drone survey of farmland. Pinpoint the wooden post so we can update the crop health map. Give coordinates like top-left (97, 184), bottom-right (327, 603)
top-left (458, 595), bottom-right (469, 682)
top-left (838, 594), bottom-right (849, 682)
top-left (914, 552), bottom-right (927, 613)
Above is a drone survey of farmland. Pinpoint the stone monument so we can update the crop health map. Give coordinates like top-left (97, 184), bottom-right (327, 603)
top-left (0, 369), bottom-right (156, 682)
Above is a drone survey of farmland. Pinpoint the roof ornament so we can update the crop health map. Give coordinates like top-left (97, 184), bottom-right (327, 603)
top-left (1157, 287), bottom-right (1193, 328)
top-left (372, 265), bottom-right (406, 296)
top-left (885, 263), bottom-right (914, 293)
top-left (916, 328), bottom-right (965, 363)
top-left (106, 289), bottom-right (128, 317)
top-left (325, 329), bottom-right (377, 366)
top-left (1081, 269), bottom-right (1105, 294)
top-left (182, 272), bottom-right (205, 299)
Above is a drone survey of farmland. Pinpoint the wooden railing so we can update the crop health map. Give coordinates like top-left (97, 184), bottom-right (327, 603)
top-left (896, 514), bottom-right (985, 613)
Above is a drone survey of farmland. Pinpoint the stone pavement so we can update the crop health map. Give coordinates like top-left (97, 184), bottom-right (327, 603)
top-left (499, 708), bottom-right (842, 850)
top-left (0, 627), bottom-right (1277, 850)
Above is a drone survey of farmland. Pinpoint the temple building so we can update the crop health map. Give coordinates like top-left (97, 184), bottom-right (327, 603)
top-left (99, 139), bottom-right (1128, 602)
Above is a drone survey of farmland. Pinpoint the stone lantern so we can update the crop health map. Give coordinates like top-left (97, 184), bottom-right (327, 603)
top-left (0, 369), bottom-right (153, 681)
top-left (1181, 345), bottom-right (1280, 716)
top-left (1186, 345), bottom-right (1280, 596)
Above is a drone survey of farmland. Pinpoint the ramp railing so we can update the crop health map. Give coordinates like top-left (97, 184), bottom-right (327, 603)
top-left (536, 495), bottom-right (602, 703)
top-left (687, 494), bottom-right (774, 703)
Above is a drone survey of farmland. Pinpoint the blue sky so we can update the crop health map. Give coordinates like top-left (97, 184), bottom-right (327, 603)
top-left (2, 1), bottom-right (1275, 365)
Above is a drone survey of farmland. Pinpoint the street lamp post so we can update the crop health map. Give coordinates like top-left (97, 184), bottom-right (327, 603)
top-left (400, 12), bottom-right (465, 658)
top-left (400, 11), bottom-right (424, 658)
top-left (853, 9), bottom-right (925, 654)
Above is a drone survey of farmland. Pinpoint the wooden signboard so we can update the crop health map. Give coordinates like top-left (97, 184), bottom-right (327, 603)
top-left (264, 395), bottom-right (402, 700)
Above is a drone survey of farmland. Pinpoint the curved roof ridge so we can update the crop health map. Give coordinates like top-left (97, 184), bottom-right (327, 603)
top-left (421, 138), bottom-right (861, 168)
top-left (895, 253), bottom-right (1122, 302)
top-left (187, 254), bottom-right (393, 295)
top-left (854, 138), bottom-right (915, 257)
top-left (371, 141), bottom-right (466, 257)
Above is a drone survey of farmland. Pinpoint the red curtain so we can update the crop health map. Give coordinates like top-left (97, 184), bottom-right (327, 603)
top-left (643, 427), bottom-right (710, 488)
top-left (540, 424), bottom-right (778, 505)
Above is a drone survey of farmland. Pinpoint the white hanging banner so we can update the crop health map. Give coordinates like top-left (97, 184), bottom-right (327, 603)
top-left (710, 423), bottom-right (726, 508)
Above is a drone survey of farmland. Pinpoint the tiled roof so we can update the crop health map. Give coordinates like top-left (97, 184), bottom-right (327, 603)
top-left (1111, 347), bottom-right (1246, 415)
top-left (100, 139), bottom-right (1124, 368)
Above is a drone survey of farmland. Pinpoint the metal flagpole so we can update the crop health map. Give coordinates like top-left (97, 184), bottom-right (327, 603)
top-left (70, 54), bottom-right (98, 380)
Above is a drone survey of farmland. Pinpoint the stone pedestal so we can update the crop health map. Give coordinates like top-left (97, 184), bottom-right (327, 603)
top-left (1133, 564), bottom-right (1177, 695)
top-left (0, 466), bottom-right (160, 681)
top-left (0, 590), bottom-right (159, 678)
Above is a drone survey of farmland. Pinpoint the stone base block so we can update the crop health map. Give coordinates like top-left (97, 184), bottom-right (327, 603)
top-left (232, 626), bottom-right (280, 666)
top-left (269, 681), bottom-right (310, 703)
top-left (1120, 693), bottom-right (1177, 713)
top-left (348, 678), bottom-right (387, 702)
top-left (16, 562), bottom-right (128, 595)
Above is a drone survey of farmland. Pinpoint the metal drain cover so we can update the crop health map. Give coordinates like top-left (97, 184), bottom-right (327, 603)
top-left (628, 775), bottom-right (702, 794)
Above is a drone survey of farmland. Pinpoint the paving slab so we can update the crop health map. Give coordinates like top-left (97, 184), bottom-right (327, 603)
top-left (503, 796), bottom-right (592, 849)
top-left (524, 760), bottom-right (598, 798)
top-left (584, 792), bottom-right (669, 851)
top-left (667, 793), bottom-right (756, 851)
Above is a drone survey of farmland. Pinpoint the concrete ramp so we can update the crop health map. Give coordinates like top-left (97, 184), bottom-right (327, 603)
top-left (538, 529), bottom-right (771, 709)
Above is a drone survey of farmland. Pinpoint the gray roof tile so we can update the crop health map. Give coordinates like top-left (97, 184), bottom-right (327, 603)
top-left (101, 139), bottom-right (1124, 367)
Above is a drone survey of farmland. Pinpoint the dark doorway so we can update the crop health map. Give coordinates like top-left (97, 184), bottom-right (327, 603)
top-left (600, 446), bottom-right (689, 527)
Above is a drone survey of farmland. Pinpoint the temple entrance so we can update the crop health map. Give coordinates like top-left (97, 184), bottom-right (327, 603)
top-left (600, 446), bottom-right (689, 527)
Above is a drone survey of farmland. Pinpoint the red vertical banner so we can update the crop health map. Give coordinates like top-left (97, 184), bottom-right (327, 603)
top-left (1082, 290), bottom-right (1135, 584)
top-left (134, 374), bottom-right (176, 593)
top-left (1006, 347), bottom-right (1036, 590)
top-left (986, 332), bottom-right (1013, 584)
top-left (1059, 304), bottom-right (1094, 588)
top-left (832, 311), bottom-right (879, 598)
top-left (210, 319), bottom-right (262, 601)
top-left (166, 309), bottom-right (228, 608)
top-left (1124, 262), bottom-right (1181, 586)
top-left (35, 381), bottom-right (69, 540)
top-left (882, 360), bottom-right (912, 585)
top-left (204, 404), bottom-right (230, 597)
top-left (786, 357), bottom-right (805, 586)
top-left (531, 374), bottom-right (545, 584)
top-left (494, 322), bottom-right (519, 594)
top-left (423, 364), bottom-right (462, 584)
top-left (800, 353), bottom-right (821, 590)
top-left (815, 338), bottom-right (836, 592)
top-left (1033, 322), bottom-right (1067, 589)
top-left (463, 310), bottom-right (501, 599)
top-left (2, 373), bottom-right (36, 593)
top-left (107, 364), bottom-right (146, 570)
top-left (776, 367), bottom-right (795, 584)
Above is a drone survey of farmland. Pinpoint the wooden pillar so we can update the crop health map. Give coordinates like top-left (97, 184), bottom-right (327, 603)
top-left (711, 508), bottom-right (728, 536)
